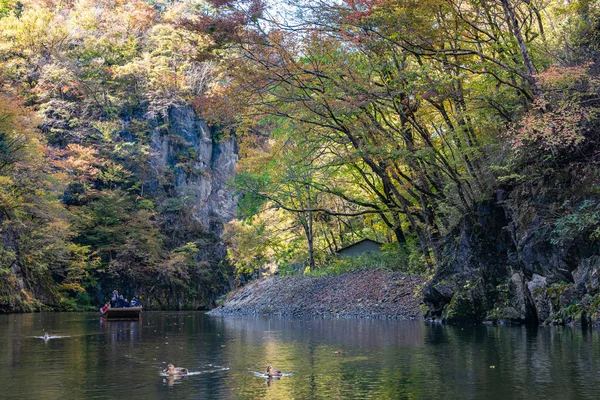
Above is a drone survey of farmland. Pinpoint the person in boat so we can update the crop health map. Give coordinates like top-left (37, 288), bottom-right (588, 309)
top-left (43, 332), bottom-right (50, 340)
top-left (110, 290), bottom-right (119, 307)
top-left (164, 364), bottom-right (188, 375)
top-left (130, 297), bottom-right (139, 307)
top-left (117, 295), bottom-right (126, 308)
top-left (100, 302), bottom-right (110, 313)
top-left (265, 366), bottom-right (282, 377)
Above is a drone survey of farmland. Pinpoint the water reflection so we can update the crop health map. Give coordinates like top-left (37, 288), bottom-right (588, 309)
top-left (162, 374), bottom-right (188, 388)
top-left (100, 318), bottom-right (142, 346)
top-left (1, 312), bottom-right (600, 399)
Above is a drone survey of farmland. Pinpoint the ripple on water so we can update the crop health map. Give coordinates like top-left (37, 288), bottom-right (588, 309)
top-left (33, 335), bottom-right (71, 339)
top-left (4, 312), bottom-right (600, 400)
top-left (159, 366), bottom-right (230, 377)
top-left (252, 371), bottom-right (293, 378)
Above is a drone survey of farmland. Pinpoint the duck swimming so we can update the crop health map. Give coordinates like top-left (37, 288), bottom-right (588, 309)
top-left (164, 364), bottom-right (189, 376)
top-left (265, 366), bottom-right (282, 377)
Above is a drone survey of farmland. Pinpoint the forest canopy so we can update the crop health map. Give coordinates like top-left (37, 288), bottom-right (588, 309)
top-left (0, 0), bottom-right (598, 311)
top-left (189, 0), bottom-right (600, 275)
top-left (0, 0), bottom-right (231, 311)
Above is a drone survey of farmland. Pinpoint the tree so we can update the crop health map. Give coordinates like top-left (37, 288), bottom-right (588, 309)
top-left (183, 0), bottom-right (576, 270)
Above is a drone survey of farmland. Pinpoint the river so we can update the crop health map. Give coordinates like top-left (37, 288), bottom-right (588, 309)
top-left (0, 312), bottom-right (598, 399)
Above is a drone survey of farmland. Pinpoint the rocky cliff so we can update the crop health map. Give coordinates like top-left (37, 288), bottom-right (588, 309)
top-left (0, 102), bottom-right (239, 312)
top-left (424, 188), bottom-right (600, 326)
top-left (149, 106), bottom-right (238, 236)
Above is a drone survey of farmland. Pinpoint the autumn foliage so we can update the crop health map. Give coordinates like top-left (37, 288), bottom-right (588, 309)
top-left (181, 0), bottom-right (600, 274)
top-left (0, 0), bottom-right (599, 309)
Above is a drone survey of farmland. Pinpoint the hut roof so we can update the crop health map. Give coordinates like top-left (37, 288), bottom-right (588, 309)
top-left (336, 239), bottom-right (383, 254)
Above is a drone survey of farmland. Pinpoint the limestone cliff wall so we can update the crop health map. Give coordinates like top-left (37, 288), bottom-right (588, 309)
top-left (424, 192), bottom-right (600, 326)
top-left (150, 106), bottom-right (238, 235)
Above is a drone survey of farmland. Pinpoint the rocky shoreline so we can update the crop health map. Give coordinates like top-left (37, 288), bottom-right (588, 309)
top-left (208, 270), bottom-right (426, 319)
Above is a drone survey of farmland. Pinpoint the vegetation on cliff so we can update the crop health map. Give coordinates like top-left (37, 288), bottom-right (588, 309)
top-left (0, 0), bottom-right (235, 311)
top-left (1, 0), bottom-right (599, 322)
top-left (187, 0), bottom-right (600, 323)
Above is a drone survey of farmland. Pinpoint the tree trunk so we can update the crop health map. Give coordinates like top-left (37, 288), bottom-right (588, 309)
top-left (392, 212), bottom-right (406, 244)
top-left (301, 211), bottom-right (316, 272)
top-left (307, 210), bottom-right (315, 270)
top-left (501, 0), bottom-right (542, 96)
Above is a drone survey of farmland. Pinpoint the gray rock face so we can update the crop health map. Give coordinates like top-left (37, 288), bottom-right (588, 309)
top-left (150, 106), bottom-right (238, 234)
top-left (423, 201), bottom-right (525, 322)
top-left (573, 256), bottom-right (600, 295)
top-left (505, 272), bottom-right (537, 322)
top-left (424, 195), bottom-right (600, 326)
top-left (527, 274), bottom-right (551, 321)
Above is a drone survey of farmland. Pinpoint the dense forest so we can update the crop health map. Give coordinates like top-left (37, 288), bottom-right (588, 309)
top-left (1, 0), bottom-right (599, 322)
top-left (0, 0), bottom-right (239, 311)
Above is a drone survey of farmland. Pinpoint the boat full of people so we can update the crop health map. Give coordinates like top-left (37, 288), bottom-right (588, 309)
top-left (100, 290), bottom-right (142, 320)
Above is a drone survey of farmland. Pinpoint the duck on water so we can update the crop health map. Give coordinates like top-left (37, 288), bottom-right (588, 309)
top-left (265, 366), bottom-right (282, 377)
top-left (160, 364), bottom-right (284, 379)
top-left (164, 364), bottom-right (189, 376)
top-left (35, 332), bottom-right (69, 341)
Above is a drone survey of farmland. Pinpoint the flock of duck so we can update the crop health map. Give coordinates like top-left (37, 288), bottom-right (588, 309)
top-left (38, 332), bottom-right (286, 380)
top-left (164, 364), bottom-right (284, 378)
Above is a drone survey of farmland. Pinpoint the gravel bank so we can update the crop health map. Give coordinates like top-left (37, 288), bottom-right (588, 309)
top-left (208, 270), bottom-right (427, 319)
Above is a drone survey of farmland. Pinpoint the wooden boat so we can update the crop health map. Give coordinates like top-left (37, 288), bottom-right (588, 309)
top-left (101, 307), bottom-right (142, 320)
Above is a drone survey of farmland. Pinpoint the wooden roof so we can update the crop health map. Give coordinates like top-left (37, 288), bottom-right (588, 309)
top-left (336, 238), bottom-right (383, 253)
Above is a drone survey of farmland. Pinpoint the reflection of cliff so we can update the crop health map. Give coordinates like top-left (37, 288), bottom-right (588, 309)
top-left (3, 313), bottom-right (600, 398)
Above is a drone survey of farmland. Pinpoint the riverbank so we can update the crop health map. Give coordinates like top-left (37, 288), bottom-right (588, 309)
top-left (208, 270), bottom-right (427, 318)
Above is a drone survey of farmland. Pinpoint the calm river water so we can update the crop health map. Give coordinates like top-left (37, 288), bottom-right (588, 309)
top-left (1, 312), bottom-right (599, 399)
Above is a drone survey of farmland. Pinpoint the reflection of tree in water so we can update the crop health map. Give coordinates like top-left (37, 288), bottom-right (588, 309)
top-left (414, 323), bottom-right (600, 399)
top-left (5, 313), bottom-right (600, 399)
top-left (213, 316), bottom-right (600, 399)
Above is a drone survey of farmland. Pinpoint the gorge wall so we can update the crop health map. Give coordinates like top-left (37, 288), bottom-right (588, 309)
top-left (0, 103), bottom-right (239, 312)
top-left (424, 186), bottom-right (600, 326)
top-left (108, 105), bottom-right (240, 309)
top-left (150, 106), bottom-right (238, 236)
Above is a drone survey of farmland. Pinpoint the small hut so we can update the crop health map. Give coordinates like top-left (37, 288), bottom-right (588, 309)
top-left (336, 239), bottom-right (383, 258)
